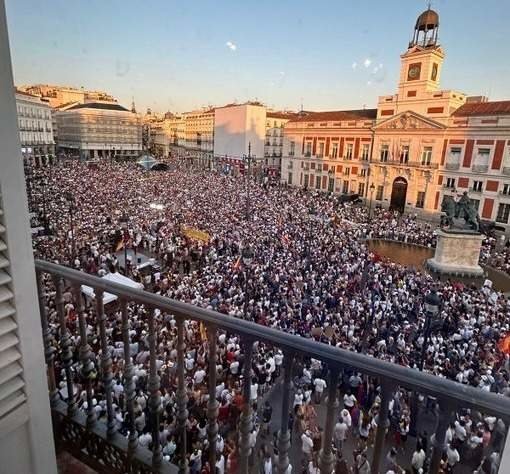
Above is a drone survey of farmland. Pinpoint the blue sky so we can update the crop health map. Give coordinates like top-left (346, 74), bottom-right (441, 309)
top-left (5, 0), bottom-right (510, 113)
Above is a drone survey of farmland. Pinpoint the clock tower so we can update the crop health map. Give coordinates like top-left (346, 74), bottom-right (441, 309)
top-left (398, 7), bottom-right (444, 98)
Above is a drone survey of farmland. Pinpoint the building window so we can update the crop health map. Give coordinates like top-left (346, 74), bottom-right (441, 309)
top-left (305, 142), bottom-right (312, 157)
top-left (360, 169), bottom-right (367, 177)
top-left (361, 143), bottom-right (370, 160)
top-left (446, 178), bottom-right (455, 189)
top-left (376, 185), bottom-right (384, 201)
top-left (331, 143), bottom-right (338, 159)
top-left (342, 180), bottom-right (349, 194)
top-left (358, 182), bottom-right (365, 196)
top-left (448, 147), bottom-right (462, 162)
top-left (344, 167), bottom-right (350, 176)
top-left (503, 184), bottom-right (510, 195)
top-left (416, 191), bottom-right (425, 208)
top-left (400, 145), bottom-right (409, 164)
top-left (328, 178), bottom-right (335, 192)
top-left (345, 143), bottom-right (353, 160)
top-left (318, 142), bottom-right (325, 157)
top-left (316, 176), bottom-right (321, 189)
top-left (496, 203), bottom-right (510, 223)
top-left (288, 172), bottom-right (293, 185)
top-left (472, 180), bottom-right (483, 192)
top-left (421, 146), bottom-right (432, 165)
top-left (380, 145), bottom-right (389, 162)
top-left (476, 148), bottom-right (491, 165)
top-left (304, 174), bottom-right (309, 188)
top-left (289, 141), bottom-right (295, 156)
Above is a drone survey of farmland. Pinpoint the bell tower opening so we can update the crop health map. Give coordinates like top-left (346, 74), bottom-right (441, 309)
top-left (397, 7), bottom-right (444, 98)
top-left (410, 6), bottom-right (439, 48)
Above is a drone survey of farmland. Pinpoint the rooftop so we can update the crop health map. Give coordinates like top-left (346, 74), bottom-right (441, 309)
top-left (452, 100), bottom-right (510, 117)
top-left (66, 102), bottom-right (130, 112)
top-left (266, 111), bottom-right (298, 119)
top-left (288, 108), bottom-right (377, 123)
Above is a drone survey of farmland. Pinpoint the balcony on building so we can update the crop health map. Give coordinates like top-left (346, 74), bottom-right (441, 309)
top-left (472, 163), bottom-right (489, 173)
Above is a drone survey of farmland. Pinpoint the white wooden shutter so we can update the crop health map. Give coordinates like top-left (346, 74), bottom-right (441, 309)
top-left (0, 191), bottom-right (26, 420)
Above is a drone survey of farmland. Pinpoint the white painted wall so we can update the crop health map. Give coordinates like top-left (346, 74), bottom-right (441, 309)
top-left (214, 104), bottom-right (266, 159)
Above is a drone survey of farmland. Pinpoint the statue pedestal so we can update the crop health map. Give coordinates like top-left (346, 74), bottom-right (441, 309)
top-left (427, 229), bottom-right (484, 277)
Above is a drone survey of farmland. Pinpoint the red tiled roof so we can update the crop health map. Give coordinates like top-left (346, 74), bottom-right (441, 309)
top-left (452, 101), bottom-right (510, 117)
top-left (288, 109), bottom-right (377, 123)
top-left (267, 111), bottom-right (298, 119)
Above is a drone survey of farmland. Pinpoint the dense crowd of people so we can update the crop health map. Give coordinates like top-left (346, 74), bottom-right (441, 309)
top-left (33, 160), bottom-right (510, 473)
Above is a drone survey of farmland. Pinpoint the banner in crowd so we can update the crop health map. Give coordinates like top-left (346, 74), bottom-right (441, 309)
top-left (182, 226), bottom-right (211, 243)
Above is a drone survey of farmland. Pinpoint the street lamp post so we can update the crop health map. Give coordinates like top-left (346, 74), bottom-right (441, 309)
top-left (242, 246), bottom-right (254, 320)
top-left (41, 177), bottom-right (51, 235)
top-left (149, 203), bottom-right (165, 257)
top-left (409, 289), bottom-right (441, 436)
top-left (120, 213), bottom-right (130, 275)
top-left (244, 142), bottom-right (253, 221)
top-left (368, 182), bottom-right (375, 222)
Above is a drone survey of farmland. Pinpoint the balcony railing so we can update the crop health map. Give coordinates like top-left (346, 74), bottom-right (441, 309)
top-left (386, 159), bottom-right (439, 169)
top-left (34, 260), bottom-right (510, 474)
top-left (444, 162), bottom-right (460, 171)
top-left (472, 164), bottom-right (489, 173)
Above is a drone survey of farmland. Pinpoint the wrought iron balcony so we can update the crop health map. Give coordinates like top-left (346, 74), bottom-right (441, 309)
top-left (472, 164), bottom-right (489, 173)
top-left (444, 162), bottom-right (460, 171)
top-left (34, 260), bottom-right (510, 474)
top-left (386, 159), bottom-right (439, 169)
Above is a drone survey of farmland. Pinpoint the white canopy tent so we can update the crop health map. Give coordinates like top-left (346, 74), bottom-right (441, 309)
top-left (81, 272), bottom-right (144, 305)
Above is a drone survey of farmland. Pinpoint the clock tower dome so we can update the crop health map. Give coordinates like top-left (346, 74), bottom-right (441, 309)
top-left (398, 7), bottom-right (444, 98)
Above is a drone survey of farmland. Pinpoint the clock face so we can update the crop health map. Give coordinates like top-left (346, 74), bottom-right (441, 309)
top-left (407, 63), bottom-right (421, 81)
top-left (431, 63), bottom-right (438, 81)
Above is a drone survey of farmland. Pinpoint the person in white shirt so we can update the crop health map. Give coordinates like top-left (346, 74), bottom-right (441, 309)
top-left (230, 360), bottom-right (240, 375)
top-left (340, 408), bottom-right (352, 428)
top-left (343, 391), bottom-right (356, 409)
top-left (313, 377), bottom-right (327, 404)
top-left (293, 390), bottom-right (304, 409)
top-left (215, 454), bottom-right (225, 474)
top-left (301, 430), bottom-right (314, 462)
top-left (194, 368), bottom-right (206, 385)
top-left (250, 379), bottom-right (259, 402)
top-left (333, 417), bottom-right (348, 450)
top-left (274, 350), bottom-right (283, 377)
top-left (446, 442), bottom-right (460, 468)
top-left (185, 353), bottom-right (194, 372)
top-left (411, 447), bottom-right (426, 473)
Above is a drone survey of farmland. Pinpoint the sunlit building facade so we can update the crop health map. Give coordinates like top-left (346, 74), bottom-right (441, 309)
top-left (183, 108), bottom-right (215, 159)
top-left (265, 112), bottom-right (295, 176)
top-left (281, 8), bottom-right (510, 228)
top-left (15, 90), bottom-right (55, 166)
top-left (56, 102), bottom-right (142, 160)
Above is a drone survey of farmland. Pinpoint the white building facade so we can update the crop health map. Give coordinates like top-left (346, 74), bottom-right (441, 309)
top-left (56, 102), bottom-right (142, 160)
top-left (265, 112), bottom-right (295, 177)
top-left (15, 91), bottom-right (55, 167)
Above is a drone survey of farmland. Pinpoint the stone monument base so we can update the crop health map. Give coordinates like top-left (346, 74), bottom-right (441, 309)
top-left (426, 229), bottom-right (485, 277)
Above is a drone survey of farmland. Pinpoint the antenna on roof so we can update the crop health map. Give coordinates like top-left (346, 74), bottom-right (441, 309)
top-left (300, 97), bottom-right (303, 112)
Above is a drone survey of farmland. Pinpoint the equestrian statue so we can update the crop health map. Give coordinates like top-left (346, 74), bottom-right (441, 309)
top-left (440, 191), bottom-right (480, 232)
